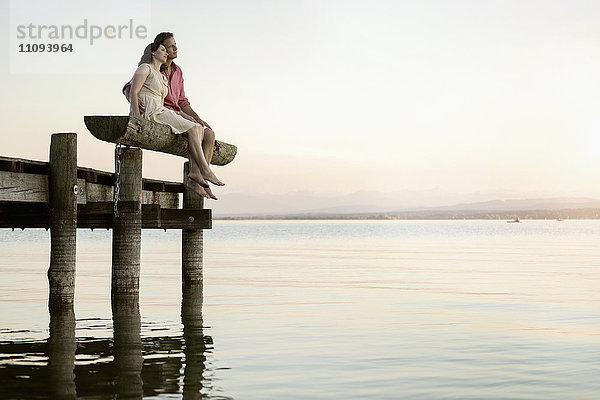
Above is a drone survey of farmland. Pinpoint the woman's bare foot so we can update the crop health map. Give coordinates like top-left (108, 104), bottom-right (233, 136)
top-left (202, 169), bottom-right (225, 186)
top-left (188, 171), bottom-right (209, 188)
top-left (204, 186), bottom-right (218, 200)
top-left (186, 180), bottom-right (209, 198)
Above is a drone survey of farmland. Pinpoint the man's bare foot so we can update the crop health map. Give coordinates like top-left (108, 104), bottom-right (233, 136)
top-left (186, 180), bottom-right (209, 199)
top-left (202, 169), bottom-right (225, 186)
top-left (188, 171), bottom-right (209, 188)
top-left (204, 186), bottom-right (218, 200)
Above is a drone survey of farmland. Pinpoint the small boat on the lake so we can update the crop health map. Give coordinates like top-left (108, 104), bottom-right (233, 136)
top-left (507, 217), bottom-right (521, 223)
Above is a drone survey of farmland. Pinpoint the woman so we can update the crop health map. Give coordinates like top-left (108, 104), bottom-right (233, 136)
top-left (128, 42), bottom-right (223, 200)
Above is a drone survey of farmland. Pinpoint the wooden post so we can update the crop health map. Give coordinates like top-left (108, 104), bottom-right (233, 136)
top-left (48, 133), bottom-right (78, 307)
top-left (182, 162), bottom-right (204, 286)
top-left (112, 147), bottom-right (143, 297)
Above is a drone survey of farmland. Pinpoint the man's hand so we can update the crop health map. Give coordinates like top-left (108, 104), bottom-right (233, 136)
top-left (124, 85), bottom-right (145, 115)
top-left (179, 111), bottom-right (196, 122)
top-left (197, 118), bottom-right (212, 130)
top-left (181, 104), bottom-right (212, 129)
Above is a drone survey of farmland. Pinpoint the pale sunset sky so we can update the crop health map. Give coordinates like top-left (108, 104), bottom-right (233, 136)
top-left (2, 0), bottom-right (600, 204)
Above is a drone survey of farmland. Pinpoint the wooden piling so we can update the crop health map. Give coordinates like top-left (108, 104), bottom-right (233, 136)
top-left (48, 133), bottom-right (78, 307)
top-left (182, 162), bottom-right (204, 286)
top-left (111, 147), bottom-right (143, 297)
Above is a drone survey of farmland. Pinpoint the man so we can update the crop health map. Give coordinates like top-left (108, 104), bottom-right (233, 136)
top-left (123, 31), bottom-right (216, 153)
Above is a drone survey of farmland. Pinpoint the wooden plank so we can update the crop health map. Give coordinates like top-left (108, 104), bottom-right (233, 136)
top-left (77, 202), bottom-right (113, 228)
top-left (141, 190), bottom-right (179, 208)
top-left (62, 181), bottom-right (181, 207)
top-left (0, 201), bottom-right (211, 229)
top-left (0, 171), bottom-right (49, 203)
top-left (0, 173), bottom-right (95, 205)
top-left (1, 172), bottom-right (180, 207)
top-left (0, 156), bottom-right (48, 174)
top-left (86, 182), bottom-right (114, 203)
top-left (76, 178), bottom-right (86, 204)
top-left (0, 202), bottom-right (50, 228)
top-left (84, 115), bottom-right (237, 166)
top-left (159, 208), bottom-right (211, 230)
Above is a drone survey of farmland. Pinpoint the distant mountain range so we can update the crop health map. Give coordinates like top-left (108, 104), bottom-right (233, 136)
top-left (210, 192), bottom-right (600, 219)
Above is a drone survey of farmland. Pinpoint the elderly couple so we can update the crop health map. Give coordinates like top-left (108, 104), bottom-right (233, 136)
top-left (124, 32), bottom-right (223, 200)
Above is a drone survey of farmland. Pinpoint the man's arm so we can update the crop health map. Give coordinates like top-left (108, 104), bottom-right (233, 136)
top-left (129, 65), bottom-right (151, 118)
top-left (181, 104), bottom-right (211, 129)
top-left (123, 80), bottom-right (145, 115)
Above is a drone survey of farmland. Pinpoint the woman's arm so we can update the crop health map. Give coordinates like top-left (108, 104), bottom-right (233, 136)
top-left (129, 64), bottom-right (151, 118)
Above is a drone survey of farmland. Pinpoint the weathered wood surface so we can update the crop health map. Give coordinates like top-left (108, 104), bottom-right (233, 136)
top-left (1, 172), bottom-right (179, 207)
top-left (48, 133), bottom-right (78, 307)
top-left (112, 147), bottom-right (142, 297)
top-left (84, 115), bottom-right (237, 166)
top-left (182, 162), bottom-right (204, 286)
top-left (1, 158), bottom-right (181, 207)
top-left (0, 171), bottom-right (49, 202)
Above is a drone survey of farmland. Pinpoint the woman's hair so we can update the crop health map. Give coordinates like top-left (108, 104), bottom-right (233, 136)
top-left (150, 41), bottom-right (163, 53)
top-left (138, 41), bottom-right (167, 71)
top-left (138, 44), bottom-right (152, 66)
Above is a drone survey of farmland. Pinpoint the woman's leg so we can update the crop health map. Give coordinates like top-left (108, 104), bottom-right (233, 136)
top-left (185, 126), bottom-right (209, 187)
top-left (186, 126), bottom-right (224, 188)
top-left (197, 127), bottom-right (220, 199)
top-left (184, 128), bottom-right (217, 200)
top-left (202, 127), bottom-right (216, 165)
top-left (186, 178), bottom-right (210, 199)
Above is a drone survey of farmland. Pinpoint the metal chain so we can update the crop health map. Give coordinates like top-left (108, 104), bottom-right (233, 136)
top-left (114, 144), bottom-right (123, 217)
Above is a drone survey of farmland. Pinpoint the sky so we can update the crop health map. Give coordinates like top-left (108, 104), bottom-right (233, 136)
top-left (2, 0), bottom-right (600, 206)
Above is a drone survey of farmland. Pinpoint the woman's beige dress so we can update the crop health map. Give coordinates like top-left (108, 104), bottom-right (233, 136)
top-left (130, 64), bottom-right (200, 134)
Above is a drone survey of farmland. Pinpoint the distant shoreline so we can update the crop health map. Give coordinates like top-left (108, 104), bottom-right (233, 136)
top-left (214, 208), bottom-right (600, 221)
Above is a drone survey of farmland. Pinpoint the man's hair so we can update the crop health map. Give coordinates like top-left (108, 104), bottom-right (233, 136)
top-left (154, 32), bottom-right (174, 46)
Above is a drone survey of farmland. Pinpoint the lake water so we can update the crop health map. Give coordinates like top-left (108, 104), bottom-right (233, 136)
top-left (0, 220), bottom-right (599, 399)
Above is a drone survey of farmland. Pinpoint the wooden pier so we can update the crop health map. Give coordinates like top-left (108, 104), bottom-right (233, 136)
top-left (0, 116), bottom-right (236, 308)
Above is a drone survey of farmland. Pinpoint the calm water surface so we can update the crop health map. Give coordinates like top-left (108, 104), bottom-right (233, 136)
top-left (0, 220), bottom-right (599, 399)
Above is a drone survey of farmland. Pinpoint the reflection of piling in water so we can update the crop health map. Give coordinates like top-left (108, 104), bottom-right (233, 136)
top-left (112, 295), bottom-right (143, 399)
top-left (182, 283), bottom-right (207, 398)
top-left (48, 133), bottom-right (77, 308)
top-left (47, 303), bottom-right (77, 399)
